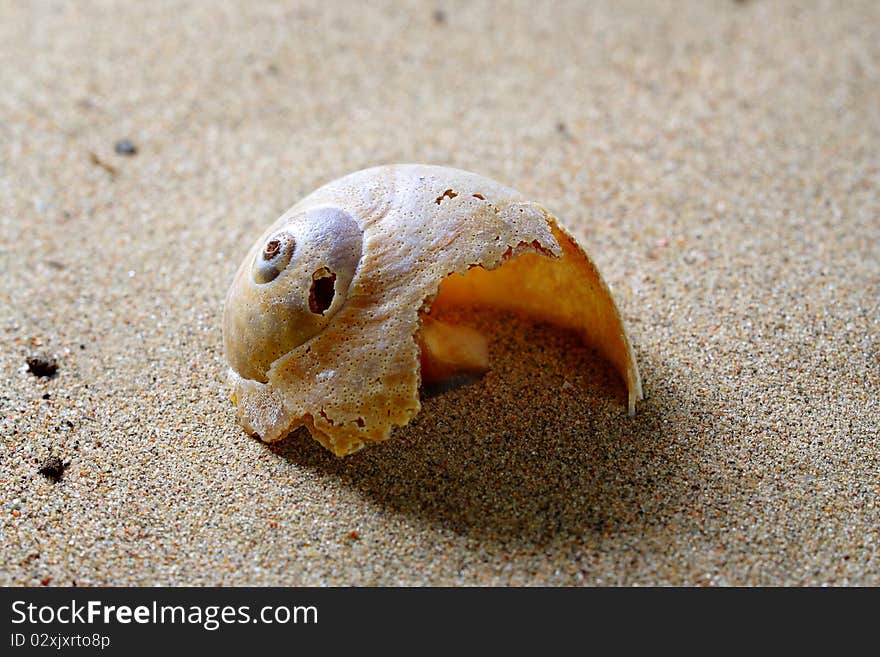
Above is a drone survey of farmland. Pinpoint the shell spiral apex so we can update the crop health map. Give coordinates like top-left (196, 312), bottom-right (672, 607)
top-left (223, 164), bottom-right (642, 456)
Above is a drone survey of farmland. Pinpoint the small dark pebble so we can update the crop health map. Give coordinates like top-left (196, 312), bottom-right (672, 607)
top-left (42, 393), bottom-right (50, 400)
top-left (114, 139), bottom-right (138, 156)
top-left (27, 353), bottom-right (58, 377)
top-left (38, 456), bottom-right (67, 481)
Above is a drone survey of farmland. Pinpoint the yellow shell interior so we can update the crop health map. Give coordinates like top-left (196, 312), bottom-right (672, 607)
top-left (432, 221), bottom-right (642, 415)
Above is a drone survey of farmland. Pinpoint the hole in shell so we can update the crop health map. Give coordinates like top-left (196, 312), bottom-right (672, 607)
top-left (253, 231), bottom-right (295, 284)
top-left (435, 189), bottom-right (458, 204)
top-left (262, 239), bottom-right (282, 260)
top-left (309, 268), bottom-right (337, 315)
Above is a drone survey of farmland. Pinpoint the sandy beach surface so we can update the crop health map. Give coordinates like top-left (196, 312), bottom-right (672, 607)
top-left (1, 1), bottom-right (878, 586)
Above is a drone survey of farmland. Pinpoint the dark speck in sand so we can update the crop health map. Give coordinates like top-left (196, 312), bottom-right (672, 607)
top-left (89, 152), bottom-right (118, 176)
top-left (27, 353), bottom-right (58, 378)
top-left (556, 121), bottom-right (574, 140)
top-left (38, 456), bottom-right (67, 481)
top-left (114, 139), bottom-right (138, 156)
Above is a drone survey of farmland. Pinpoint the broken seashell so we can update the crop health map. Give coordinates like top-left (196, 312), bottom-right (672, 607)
top-left (223, 164), bottom-right (642, 456)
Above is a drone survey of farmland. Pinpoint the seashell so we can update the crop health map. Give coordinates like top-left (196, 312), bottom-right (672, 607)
top-left (223, 164), bottom-right (642, 456)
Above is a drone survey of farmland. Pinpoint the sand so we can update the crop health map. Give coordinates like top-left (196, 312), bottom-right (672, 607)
top-left (1, 0), bottom-right (878, 586)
